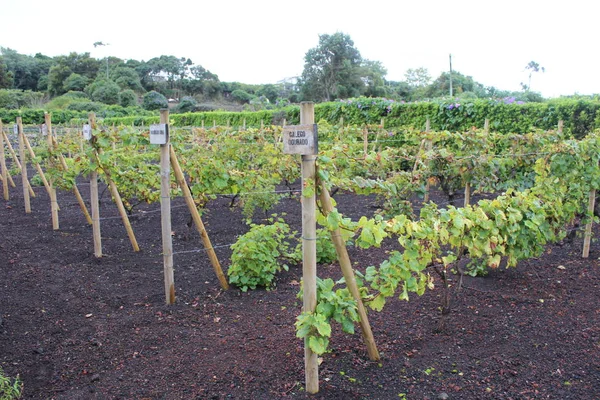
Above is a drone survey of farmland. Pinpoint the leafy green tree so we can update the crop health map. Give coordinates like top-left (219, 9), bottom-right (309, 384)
top-left (142, 90), bottom-right (168, 110)
top-left (257, 84), bottom-right (279, 103)
top-left (231, 89), bottom-right (254, 104)
top-left (425, 71), bottom-right (486, 98)
top-left (87, 79), bottom-right (120, 104)
top-left (47, 52), bottom-right (100, 95)
top-left (0, 56), bottom-right (13, 89)
top-left (63, 73), bottom-right (89, 92)
top-left (404, 67), bottom-right (431, 87)
top-left (111, 66), bottom-right (144, 92)
top-left (118, 89), bottom-right (138, 107)
top-left (175, 96), bottom-right (197, 112)
top-left (360, 60), bottom-right (387, 97)
top-left (1, 48), bottom-right (52, 91)
top-left (300, 32), bottom-right (363, 101)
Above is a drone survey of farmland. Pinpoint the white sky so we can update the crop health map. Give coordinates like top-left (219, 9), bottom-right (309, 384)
top-left (2, 0), bottom-right (598, 98)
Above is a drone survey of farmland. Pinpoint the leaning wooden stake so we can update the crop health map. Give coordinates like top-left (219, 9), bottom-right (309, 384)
top-left (159, 109), bottom-right (175, 304)
top-left (3, 130), bottom-right (35, 197)
top-left (300, 102), bottom-right (318, 394)
top-left (52, 137), bottom-right (93, 225)
top-left (0, 120), bottom-right (10, 200)
top-left (88, 113), bottom-right (102, 257)
top-left (16, 118), bottom-right (32, 213)
top-left (583, 189), bottom-right (596, 258)
top-left (170, 146), bottom-right (229, 290)
top-left (318, 182), bottom-right (380, 361)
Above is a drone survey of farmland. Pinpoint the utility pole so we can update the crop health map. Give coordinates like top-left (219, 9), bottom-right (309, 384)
top-left (449, 53), bottom-right (453, 97)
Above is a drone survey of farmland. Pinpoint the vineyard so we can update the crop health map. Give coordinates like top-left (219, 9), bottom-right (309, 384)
top-left (0, 110), bottom-right (599, 399)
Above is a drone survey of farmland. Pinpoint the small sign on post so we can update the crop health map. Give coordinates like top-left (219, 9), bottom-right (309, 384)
top-left (83, 124), bottom-right (92, 140)
top-left (13, 124), bottom-right (18, 135)
top-left (42, 124), bottom-right (48, 136)
top-left (149, 123), bottom-right (169, 145)
top-left (282, 124), bottom-right (318, 155)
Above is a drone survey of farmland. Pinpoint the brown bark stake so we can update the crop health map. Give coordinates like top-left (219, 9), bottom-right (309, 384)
top-left (0, 121), bottom-right (10, 200)
top-left (318, 182), bottom-right (380, 361)
top-left (464, 182), bottom-right (471, 207)
top-left (3, 130), bottom-right (35, 197)
top-left (16, 118), bottom-right (32, 213)
top-left (582, 189), bottom-right (596, 258)
top-left (300, 102), bottom-right (318, 394)
top-left (424, 119), bottom-right (432, 203)
top-left (88, 113), bottom-right (102, 258)
top-left (170, 146), bottom-right (229, 290)
top-left (159, 109), bottom-right (175, 304)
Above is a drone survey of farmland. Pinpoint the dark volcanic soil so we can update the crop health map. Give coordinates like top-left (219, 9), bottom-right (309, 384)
top-left (1, 173), bottom-right (599, 399)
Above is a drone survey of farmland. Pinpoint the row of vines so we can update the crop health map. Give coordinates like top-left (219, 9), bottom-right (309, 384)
top-left (2, 117), bottom-right (599, 360)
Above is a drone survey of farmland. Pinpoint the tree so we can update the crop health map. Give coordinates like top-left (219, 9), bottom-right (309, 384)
top-left (142, 90), bottom-right (168, 110)
top-left (111, 66), bottom-right (144, 92)
top-left (359, 60), bottom-right (387, 98)
top-left (63, 73), bottom-right (89, 92)
top-left (521, 61), bottom-right (545, 92)
top-left (1, 48), bottom-right (51, 91)
top-left (86, 79), bottom-right (120, 104)
top-left (47, 52), bottom-right (100, 96)
top-left (300, 32), bottom-right (363, 101)
top-left (425, 71), bottom-right (486, 98)
top-left (118, 89), bottom-right (138, 107)
top-left (0, 57), bottom-right (13, 89)
top-left (404, 67), bottom-right (431, 88)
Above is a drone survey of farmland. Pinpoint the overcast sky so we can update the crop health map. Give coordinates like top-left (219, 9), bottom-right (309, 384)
top-left (2, 0), bottom-right (598, 98)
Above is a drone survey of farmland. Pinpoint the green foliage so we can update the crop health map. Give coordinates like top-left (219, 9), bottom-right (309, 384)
top-left (88, 79), bottom-right (120, 105)
top-left (118, 89), bottom-right (138, 107)
top-left (0, 367), bottom-right (22, 400)
top-left (228, 218), bottom-right (295, 291)
top-left (295, 277), bottom-right (360, 355)
top-left (231, 89), bottom-right (254, 104)
top-left (142, 90), bottom-right (168, 110)
top-left (292, 228), bottom-right (338, 264)
top-left (175, 96), bottom-right (197, 113)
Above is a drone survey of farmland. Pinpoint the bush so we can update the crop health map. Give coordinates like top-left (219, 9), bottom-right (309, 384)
top-left (66, 101), bottom-right (103, 112)
top-left (231, 89), bottom-right (254, 104)
top-left (175, 96), bottom-right (197, 113)
top-left (228, 219), bottom-right (295, 291)
top-left (118, 89), bottom-right (138, 107)
top-left (142, 91), bottom-right (168, 111)
top-left (90, 80), bottom-right (120, 105)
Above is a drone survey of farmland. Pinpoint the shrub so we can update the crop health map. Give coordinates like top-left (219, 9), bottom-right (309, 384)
top-left (175, 96), bottom-right (197, 113)
top-left (142, 91), bottom-right (168, 111)
top-left (118, 89), bottom-right (138, 107)
top-left (228, 219), bottom-right (295, 291)
top-left (90, 80), bottom-right (120, 105)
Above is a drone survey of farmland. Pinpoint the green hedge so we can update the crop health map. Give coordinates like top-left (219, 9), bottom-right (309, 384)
top-left (4, 98), bottom-right (600, 137)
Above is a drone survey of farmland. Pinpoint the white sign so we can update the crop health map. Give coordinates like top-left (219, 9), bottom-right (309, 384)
top-left (282, 124), bottom-right (318, 155)
top-left (42, 124), bottom-right (48, 136)
top-left (149, 123), bottom-right (169, 145)
top-left (82, 124), bottom-right (92, 140)
top-left (13, 124), bottom-right (18, 135)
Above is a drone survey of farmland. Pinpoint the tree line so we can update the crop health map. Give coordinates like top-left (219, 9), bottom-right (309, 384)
top-left (0, 32), bottom-right (543, 114)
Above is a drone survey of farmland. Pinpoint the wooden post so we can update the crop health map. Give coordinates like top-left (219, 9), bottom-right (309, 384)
top-left (583, 189), bottom-right (596, 258)
top-left (558, 120), bottom-right (564, 134)
top-left (424, 118), bottom-right (432, 203)
top-left (89, 113), bottom-right (102, 257)
top-left (362, 126), bottom-right (368, 158)
top-left (52, 137), bottom-right (93, 225)
top-left (16, 118), bottom-right (31, 213)
top-left (44, 114), bottom-right (60, 228)
top-left (242, 118), bottom-right (246, 131)
top-left (23, 134), bottom-right (59, 229)
top-left (0, 120), bottom-right (9, 200)
top-left (170, 146), bottom-right (229, 290)
top-left (159, 109), bottom-right (175, 304)
top-left (318, 183), bottom-right (380, 361)
top-left (484, 118), bottom-right (490, 134)
top-left (464, 182), bottom-right (471, 207)
top-left (2, 130), bottom-right (35, 197)
top-left (300, 102), bottom-right (318, 394)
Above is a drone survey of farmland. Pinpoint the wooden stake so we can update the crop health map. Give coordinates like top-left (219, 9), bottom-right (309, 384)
top-left (484, 118), bottom-right (490, 134)
top-left (464, 182), bottom-right (471, 207)
top-left (44, 114), bottom-right (60, 226)
top-left (170, 146), bottom-right (229, 290)
top-left (89, 113), bottom-right (102, 258)
top-left (159, 109), bottom-right (175, 304)
top-left (300, 102), bottom-right (318, 394)
top-left (582, 189), bottom-right (596, 258)
top-left (424, 119), bottom-right (432, 203)
top-left (318, 182), bottom-right (380, 361)
top-left (363, 126), bottom-right (368, 158)
top-left (2, 130), bottom-right (35, 197)
top-left (0, 120), bottom-right (9, 200)
top-left (558, 120), bottom-right (564, 134)
top-left (17, 118), bottom-right (31, 213)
